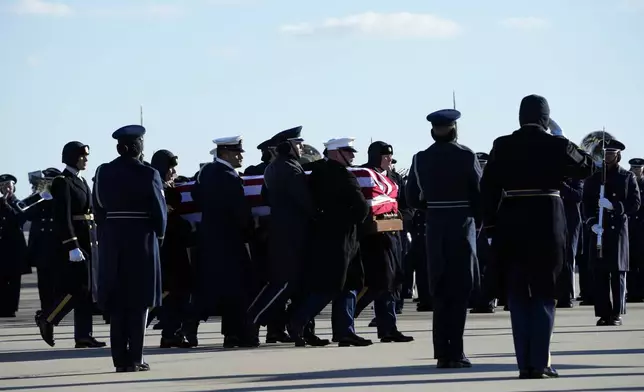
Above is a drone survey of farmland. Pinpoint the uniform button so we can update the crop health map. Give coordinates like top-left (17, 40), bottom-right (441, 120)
top-left (42, 218), bottom-right (46, 221)
top-left (612, 226), bottom-right (615, 229)
top-left (613, 193), bottom-right (616, 196)
top-left (50, 218), bottom-right (53, 222)
top-left (41, 228), bottom-right (44, 231)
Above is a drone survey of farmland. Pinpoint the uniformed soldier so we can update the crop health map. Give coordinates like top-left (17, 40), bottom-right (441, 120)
top-left (247, 126), bottom-right (329, 347)
top-left (354, 141), bottom-right (413, 343)
top-left (35, 142), bottom-right (105, 348)
top-left (93, 125), bottom-right (166, 372)
top-left (0, 174), bottom-right (29, 317)
top-left (556, 177), bottom-right (584, 308)
top-left (470, 152), bottom-right (496, 314)
top-left (583, 139), bottom-right (641, 326)
top-left (480, 94), bottom-right (595, 378)
top-left (408, 209), bottom-right (432, 311)
top-left (626, 158), bottom-right (644, 302)
top-left (405, 109), bottom-right (481, 368)
top-left (192, 136), bottom-right (258, 348)
top-left (150, 149), bottom-right (194, 348)
top-left (244, 139), bottom-right (275, 176)
top-left (26, 168), bottom-right (61, 313)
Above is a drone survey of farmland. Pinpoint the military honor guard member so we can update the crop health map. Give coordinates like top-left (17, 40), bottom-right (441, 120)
top-left (193, 135), bottom-right (258, 348)
top-left (470, 152), bottom-right (497, 314)
top-left (480, 94), bottom-right (595, 378)
top-left (354, 141), bottom-right (414, 343)
top-left (406, 109), bottom-right (481, 368)
top-left (93, 125), bottom-right (166, 372)
top-left (150, 149), bottom-right (194, 348)
top-left (626, 158), bottom-right (644, 302)
top-left (556, 177), bottom-right (584, 308)
top-left (0, 174), bottom-right (29, 317)
top-left (35, 142), bottom-right (105, 348)
top-left (583, 139), bottom-right (641, 326)
top-left (26, 168), bottom-right (62, 313)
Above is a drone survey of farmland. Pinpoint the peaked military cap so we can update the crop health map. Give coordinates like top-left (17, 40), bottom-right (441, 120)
top-left (426, 109), bottom-right (461, 126)
top-left (0, 174), bottom-right (17, 184)
top-left (325, 137), bottom-right (357, 152)
top-left (476, 152), bottom-right (490, 161)
top-left (629, 158), bottom-right (644, 166)
top-left (392, 159), bottom-right (397, 164)
top-left (42, 167), bottom-right (62, 178)
top-left (257, 138), bottom-right (276, 150)
top-left (112, 125), bottom-right (146, 140)
top-left (272, 126), bottom-right (303, 145)
top-left (604, 139), bottom-right (626, 152)
top-left (213, 136), bottom-right (244, 152)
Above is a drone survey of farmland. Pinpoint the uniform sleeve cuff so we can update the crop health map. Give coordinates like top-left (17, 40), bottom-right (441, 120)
top-left (62, 237), bottom-right (78, 245)
top-left (615, 202), bottom-right (624, 215)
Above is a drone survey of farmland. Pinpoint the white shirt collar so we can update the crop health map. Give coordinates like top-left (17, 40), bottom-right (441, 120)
top-left (215, 158), bottom-right (238, 175)
top-left (65, 165), bottom-right (81, 177)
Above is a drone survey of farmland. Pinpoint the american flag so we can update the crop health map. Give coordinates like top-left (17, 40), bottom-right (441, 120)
top-left (174, 167), bottom-right (398, 222)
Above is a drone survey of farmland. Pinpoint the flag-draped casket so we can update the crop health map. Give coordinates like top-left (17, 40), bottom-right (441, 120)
top-left (174, 167), bottom-right (399, 223)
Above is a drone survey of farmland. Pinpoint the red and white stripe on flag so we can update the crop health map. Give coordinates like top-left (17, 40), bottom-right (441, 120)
top-left (174, 167), bottom-right (398, 223)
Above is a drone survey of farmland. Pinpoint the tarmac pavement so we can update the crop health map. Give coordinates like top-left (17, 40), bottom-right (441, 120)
top-left (1, 273), bottom-right (643, 391)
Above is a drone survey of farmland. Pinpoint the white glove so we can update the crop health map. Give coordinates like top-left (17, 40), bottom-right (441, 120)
top-left (487, 238), bottom-right (492, 245)
top-left (599, 197), bottom-right (613, 210)
top-left (406, 232), bottom-right (412, 243)
top-left (69, 248), bottom-right (85, 262)
top-left (591, 224), bottom-right (603, 235)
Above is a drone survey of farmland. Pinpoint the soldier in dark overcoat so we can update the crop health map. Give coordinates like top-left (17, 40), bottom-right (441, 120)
top-left (293, 137), bottom-right (372, 347)
top-left (406, 110), bottom-right (481, 368)
top-left (25, 168), bottom-right (61, 312)
top-left (583, 139), bottom-right (640, 326)
top-left (626, 158), bottom-right (644, 302)
top-left (150, 149), bottom-right (194, 348)
top-left (354, 141), bottom-right (413, 343)
top-left (556, 177), bottom-right (584, 308)
top-left (470, 153), bottom-right (496, 314)
top-left (192, 136), bottom-right (258, 348)
top-left (0, 174), bottom-right (29, 317)
top-left (408, 210), bottom-right (432, 311)
top-left (246, 127), bottom-right (328, 347)
top-left (480, 94), bottom-right (595, 378)
top-left (35, 142), bottom-right (105, 348)
top-left (93, 125), bottom-right (166, 372)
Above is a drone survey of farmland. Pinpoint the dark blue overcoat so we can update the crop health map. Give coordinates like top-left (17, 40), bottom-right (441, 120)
top-left (92, 156), bottom-right (166, 311)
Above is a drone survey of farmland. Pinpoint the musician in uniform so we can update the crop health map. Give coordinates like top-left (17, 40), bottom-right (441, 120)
top-left (35, 142), bottom-right (105, 348)
top-left (192, 136), bottom-right (258, 348)
top-left (0, 175), bottom-right (29, 317)
top-left (556, 177), bottom-right (584, 308)
top-left (93, 125), bottom-right (166, 372)
top-left (626, 158), bottom-right (644, 302)
top-left (247, 126), bottom-right (329, 347)
top-left (26, 168), bottom-right (61, 313)
top-left (292, 137), bottom-right (373, 346)
top-left (470, 153), bottom-right (496, 314)
top-left (354, 141), bottom-right (413, 343)
top-left (150, 149), bottom-right (194, 348)
top-left (406, 109), bottom-right (481, 368)
top-left (583, 139), bottom-right (640, 326)
top-left (480, 94), bottom-right (595, 378)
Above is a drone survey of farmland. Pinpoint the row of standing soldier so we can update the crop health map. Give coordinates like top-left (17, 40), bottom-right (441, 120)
top-left (0, 93), bottom-right (642, 378)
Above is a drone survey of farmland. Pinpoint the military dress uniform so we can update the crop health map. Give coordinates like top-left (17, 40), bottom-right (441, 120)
top-left (480, 94), bottom-right (595, 378)
top-left (35, 143), bottom-right (104, 348)
top-left (582, 140), bottom-right (641, 326)
top-left (0, 174), bottom-right (29, 317)
top-left (26, 168), bottom-right (62, 312)
top-left (192, 136), bottom-right (258, 348)
top-left (93, 125), bottom-right (166, 372)
top-left (556, 178), bottom-right (584, 307)
top-left (626, 158), bottom-right (644, 302)
top-left (405, 109), bottom-right (481, 368)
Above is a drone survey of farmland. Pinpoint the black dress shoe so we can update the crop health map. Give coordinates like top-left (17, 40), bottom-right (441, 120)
top-left (136, 362), bottom-right (150, 371)
top-left (116, 366), bottom-right (137, 373)
top-left (436, 359), bottom-right (450, 368)
top-left (456, 358), bottom-right (472, 367)
top-left (380, 330), bottom-right (414, 343)
top-left (596, 317), bottom-right (610, 326)
top-left (35, 313), bottom-right (55, 347)
top-left (610, 316), bottom-right (623, 326)
top-left (266, 331), bottom-right (294, 343)
top-left (470, 307), bottom-right (495, 314)
top-left (304, 334), bottom-right (330, 346)
top-left (0, 312), bottom-right (16, 318)
top-left (75, 337), bottom-right (106, 348)
top-left (519, 369), bottom-right (532, 379)
top-left (530, 367), bottom-right (558, 378)
top-left (338, 333), bottom-right (372, 347)
top-left (416, 303), bottom-right (433, 312)
top-left (556, 301), bottom-right (574, 308)
top-left (160, 335), bottom-right (192, 348)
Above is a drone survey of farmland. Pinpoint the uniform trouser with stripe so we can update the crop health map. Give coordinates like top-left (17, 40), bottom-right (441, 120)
top-left (354, 288), bottom-right (397, 337)
top-left (247, 281), bottom-right (291, 327)
top-left (508, 295), bottom-right (555, 371)
top-left (593, 270), bottom-right (626, 318)
top-left (331, 290), bottom-right (357, 339)
top-left (37, 266), bottom-right (56, 311)
top-left (42, 285), bottom-right (93, 339)
top-left (0, 272), bottom-right (21, 314)
top-left (432, 295), bottom-right (468, 361)
top-left (110, 307), bottom-right (148, 368)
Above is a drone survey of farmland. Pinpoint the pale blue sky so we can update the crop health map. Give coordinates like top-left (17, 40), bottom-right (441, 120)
top-left (1, 0), bottom-right (643, 197)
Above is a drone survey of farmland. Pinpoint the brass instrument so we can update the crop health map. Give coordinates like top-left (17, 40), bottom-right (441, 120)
top-left (580, 129), bottom-right (615, 257)
top-left (14, 170), bottom-right (55, 213)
